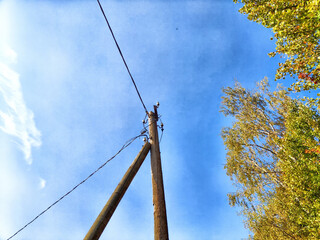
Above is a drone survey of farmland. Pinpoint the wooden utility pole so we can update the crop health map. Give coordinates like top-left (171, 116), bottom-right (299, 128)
top-left (149, 106), bottom-right (169, 240)
top-left (84, 142), bottom-right (151, 240)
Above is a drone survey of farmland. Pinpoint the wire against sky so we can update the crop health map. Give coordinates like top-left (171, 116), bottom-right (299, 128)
top-left (97, 0), bottom-right (149, 115)
top-left (6, 134), bottom-right (147, 240)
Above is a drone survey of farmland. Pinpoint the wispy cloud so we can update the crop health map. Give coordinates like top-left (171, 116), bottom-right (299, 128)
top-left (0, 46), bottom-right (41, 164)
top-left (38, 177), bottom-right (46, 189)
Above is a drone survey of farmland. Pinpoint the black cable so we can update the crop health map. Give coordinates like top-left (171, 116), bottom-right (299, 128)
top-left (6, 134), bottom-right (146, 240)
top-left (158, 116), bottom-right (164, 143)
top-left (97, 0), bottom-right (149, 116)
top-left (159, 128), bottom-right (164, 143)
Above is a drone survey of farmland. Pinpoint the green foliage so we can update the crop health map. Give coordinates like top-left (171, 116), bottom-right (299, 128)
top-left (221, 79), bottom-right (320, 239)
top-left (234, 0), bottom-right (320, 93)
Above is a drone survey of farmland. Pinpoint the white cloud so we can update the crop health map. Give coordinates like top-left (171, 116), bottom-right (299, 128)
top-left (0, 135), bottom-right (31, 239)
top-left (0, 49), bottom-right (41, 164)
top-left (0, 45), bottom-right (17, 64)
top-left (39, 177), bottom-right (46, 190)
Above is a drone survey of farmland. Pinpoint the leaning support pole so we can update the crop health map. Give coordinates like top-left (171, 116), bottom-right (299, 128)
top-left (149, 107), bottom-right (169, 240)
top-left (84, 142), bottom-right (151, 240)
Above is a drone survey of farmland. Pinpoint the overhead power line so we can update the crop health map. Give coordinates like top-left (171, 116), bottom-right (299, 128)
top-left (6, 133), bottom-right (146, 240)
top-left (97, 0), bottom-right (149, 115)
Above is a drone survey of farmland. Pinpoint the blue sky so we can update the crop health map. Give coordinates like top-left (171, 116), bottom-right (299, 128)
top-left (0, 0), bottom-right (285, 239)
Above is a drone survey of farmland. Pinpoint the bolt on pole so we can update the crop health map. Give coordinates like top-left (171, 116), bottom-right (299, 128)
top-left (148, 106), bottom-right (169, 240)
top-left (84, 142), bottom-right (151, 240)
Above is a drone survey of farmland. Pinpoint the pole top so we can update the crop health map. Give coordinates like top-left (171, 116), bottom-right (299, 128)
top-left (148, 103), bottom-right (160, 121)
top-left (153, 105), bottom-right (159, 121)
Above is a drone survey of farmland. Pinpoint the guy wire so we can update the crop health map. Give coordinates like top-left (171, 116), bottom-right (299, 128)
top-left (6, 133), bottom-right (147, 240)
top-left (97, 0), bottom-right (149, 116)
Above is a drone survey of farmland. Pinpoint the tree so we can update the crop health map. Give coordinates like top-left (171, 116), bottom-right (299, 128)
top-left (233, 0), bottom-right (320, 93)
top-left (221, 79), bottom-right (320, 239)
